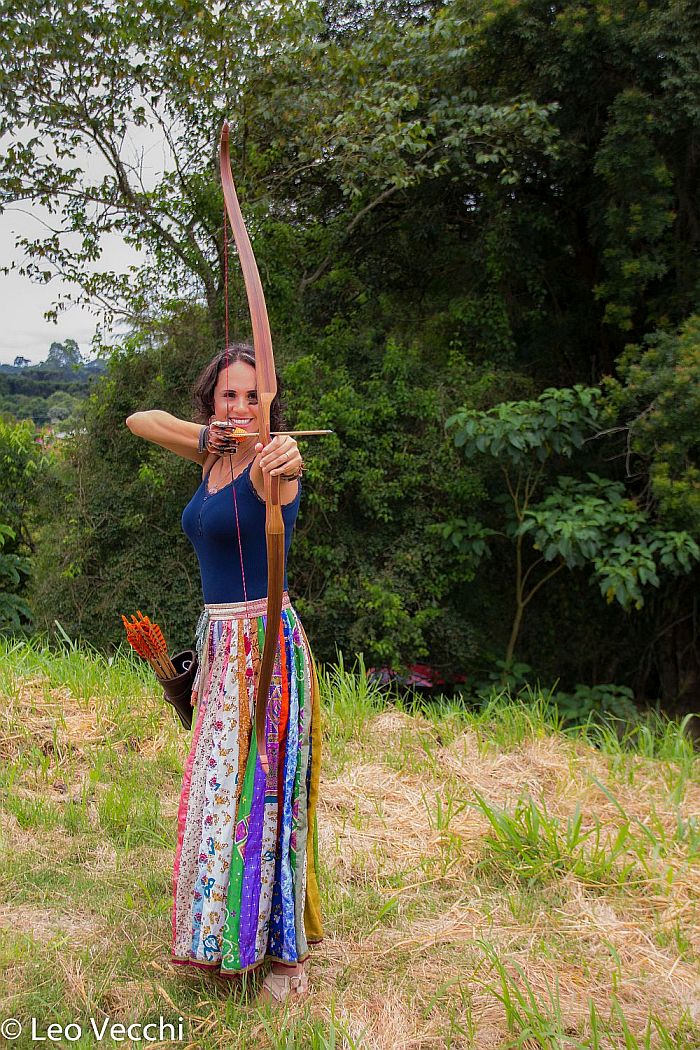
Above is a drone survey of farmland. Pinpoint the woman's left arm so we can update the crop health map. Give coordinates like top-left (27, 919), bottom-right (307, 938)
top-left (250, 434), bottom-right (302, 506)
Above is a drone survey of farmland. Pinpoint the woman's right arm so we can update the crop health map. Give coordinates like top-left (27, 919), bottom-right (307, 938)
top-left (125, 410), bottom-right (207, 465)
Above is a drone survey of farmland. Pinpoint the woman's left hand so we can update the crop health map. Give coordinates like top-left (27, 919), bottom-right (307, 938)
top-left (255, 435), bottom-right (302, 478)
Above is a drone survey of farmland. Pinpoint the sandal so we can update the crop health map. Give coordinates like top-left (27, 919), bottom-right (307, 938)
top-left (258, 966), bottom-right (309, 1005)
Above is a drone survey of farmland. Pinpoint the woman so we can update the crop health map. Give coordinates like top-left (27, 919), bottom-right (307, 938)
top-left (125, 344), bottom-right (323, 1004)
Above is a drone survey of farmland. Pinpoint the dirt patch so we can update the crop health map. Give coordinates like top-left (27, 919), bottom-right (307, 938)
top-left (0, 903), bottom-right (102, 946)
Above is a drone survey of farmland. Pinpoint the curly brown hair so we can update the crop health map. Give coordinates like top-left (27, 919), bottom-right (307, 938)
top-left (192, 343), bottom-right (286, 432)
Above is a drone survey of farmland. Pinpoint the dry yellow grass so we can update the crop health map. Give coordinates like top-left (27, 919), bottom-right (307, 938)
top-left (310, 717), bottom-right (700, 1047)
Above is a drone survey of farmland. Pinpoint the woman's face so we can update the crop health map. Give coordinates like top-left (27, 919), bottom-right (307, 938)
top-left (211, 359), bottom-right (259, 433)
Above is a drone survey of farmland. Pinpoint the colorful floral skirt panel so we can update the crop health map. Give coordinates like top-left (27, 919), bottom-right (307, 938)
top-left (171, 594), bottom-right (323, 975)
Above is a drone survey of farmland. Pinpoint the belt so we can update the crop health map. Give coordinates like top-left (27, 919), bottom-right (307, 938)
top-left (203, 591), bottom-right (292, 620)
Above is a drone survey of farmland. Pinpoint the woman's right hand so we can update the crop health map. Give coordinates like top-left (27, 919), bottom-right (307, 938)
top-left (206, 420), bottom-right (247, 455)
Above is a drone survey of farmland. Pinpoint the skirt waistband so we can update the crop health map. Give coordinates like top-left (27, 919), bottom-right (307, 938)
top-left (204, 592), bottom-right (292, 620)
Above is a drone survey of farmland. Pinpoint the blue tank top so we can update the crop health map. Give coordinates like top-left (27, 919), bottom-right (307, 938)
top-left (181, 462), bottom-right (301, 603)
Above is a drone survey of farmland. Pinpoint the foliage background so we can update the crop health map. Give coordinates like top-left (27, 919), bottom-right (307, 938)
top-left (1, 0), bottom-right (698, 719)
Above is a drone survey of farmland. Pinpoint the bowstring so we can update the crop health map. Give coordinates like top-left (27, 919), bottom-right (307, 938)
top-left (223, 203), bottom-right (249, 615)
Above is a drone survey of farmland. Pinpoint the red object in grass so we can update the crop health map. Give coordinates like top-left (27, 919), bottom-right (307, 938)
top-left (367, 663), bottom-right (468, 690)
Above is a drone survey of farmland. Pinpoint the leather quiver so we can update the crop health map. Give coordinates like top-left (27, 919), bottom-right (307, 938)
top-left (156, 649), bottom-right (197, 731)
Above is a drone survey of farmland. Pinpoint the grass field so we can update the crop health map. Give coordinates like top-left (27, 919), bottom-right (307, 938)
top-left (0, 638), bottom-right (699, 1048)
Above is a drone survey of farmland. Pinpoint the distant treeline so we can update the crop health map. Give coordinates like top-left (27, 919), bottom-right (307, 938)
top-left (0, 343), bottom-right (106, 426)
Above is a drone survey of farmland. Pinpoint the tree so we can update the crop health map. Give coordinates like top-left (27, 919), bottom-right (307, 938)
top-left (597, 313), bottom-right (700, 711)
top-left (444, 386), bottom-right (700, 673)
top-left (0, 524), bottom-right (31, 631)
top-left (601, 314), bottom-right (700, 536)
top-left (46, 390), bottom-right (81, 425)
top-left (13, 356), bottom-right (30, 368)
top-left (468, 0), bottom-right (700, 372)
top-left (45, 339), bottom-right (83, 369)
top-left (0, 0), bottom-right (558, 340)
top-left (0, 417), bottom-right (44, 630)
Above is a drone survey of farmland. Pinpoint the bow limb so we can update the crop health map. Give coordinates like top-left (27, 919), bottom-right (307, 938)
top-left (219, 120), bottom-right (283, 777)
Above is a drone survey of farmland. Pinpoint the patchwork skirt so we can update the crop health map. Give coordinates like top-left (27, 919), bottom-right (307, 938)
top-left (171, 592), bottom-right (323, 975)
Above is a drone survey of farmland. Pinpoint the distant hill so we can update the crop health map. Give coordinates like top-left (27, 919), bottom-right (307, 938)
top-left (0, 346), bottom-right (107, 427)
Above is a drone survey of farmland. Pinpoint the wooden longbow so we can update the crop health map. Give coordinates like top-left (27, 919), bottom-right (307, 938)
top-left (219, 120), bottom-right (281, 777)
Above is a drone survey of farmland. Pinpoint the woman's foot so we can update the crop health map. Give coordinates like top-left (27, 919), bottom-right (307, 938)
top-left (258, 962), bottom-right (309, 1006)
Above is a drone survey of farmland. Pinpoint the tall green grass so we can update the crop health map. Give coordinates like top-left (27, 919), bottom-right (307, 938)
top-left (1, 630), bottom-right (170, 743)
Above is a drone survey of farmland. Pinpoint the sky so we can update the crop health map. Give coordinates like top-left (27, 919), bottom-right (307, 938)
top-left (0, 122), bottom-right (169, 366)
top-left (0, 218), bottom-right (141, 365)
